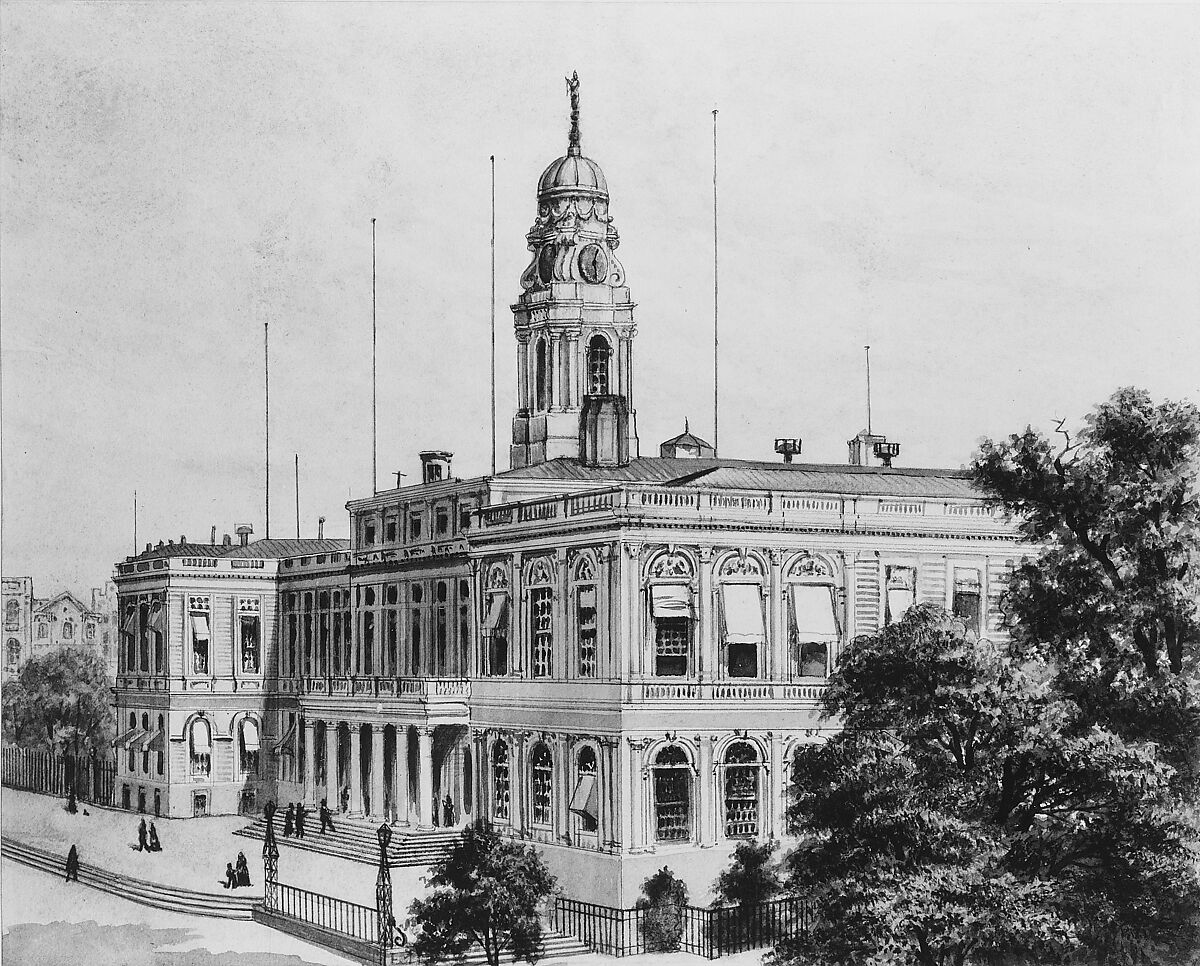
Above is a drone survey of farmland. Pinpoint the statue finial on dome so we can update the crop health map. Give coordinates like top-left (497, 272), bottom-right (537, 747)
top-left (566, 71), bottom-right (581, 157)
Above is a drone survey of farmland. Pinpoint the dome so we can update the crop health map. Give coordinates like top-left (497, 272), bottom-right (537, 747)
top-left (537, 153), bottom-right (608, 200)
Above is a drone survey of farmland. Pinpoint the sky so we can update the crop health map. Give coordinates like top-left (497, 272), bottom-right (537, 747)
top-left (2, 2), bottom-right (1198, 594)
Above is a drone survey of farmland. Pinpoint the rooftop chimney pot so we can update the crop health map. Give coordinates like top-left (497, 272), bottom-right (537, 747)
top-left (210, 526), bottom-right (217, 545)
top-left (235, 524), bottom-right (254, 547)
top-left (318, 516), bottom-right (326, 540)
top-left (222, 533), bottom-right (232, 548)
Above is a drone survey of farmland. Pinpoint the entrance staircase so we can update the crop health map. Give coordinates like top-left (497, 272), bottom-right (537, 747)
top-left (233, 814), bottom-right (462, 868)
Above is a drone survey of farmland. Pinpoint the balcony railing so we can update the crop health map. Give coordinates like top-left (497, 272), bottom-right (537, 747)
top-left (295, 675), bottom-right (471, 701)
top-left (626, 679), bottom-right (828, 703)
top-left (476, 485), bottom-right (1002, 534)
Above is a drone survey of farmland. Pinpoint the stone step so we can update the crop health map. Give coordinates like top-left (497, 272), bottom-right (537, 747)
top-left (0, 835), bottom-right (258, 919)
top-left (233, 817), bottom-right (461, 869)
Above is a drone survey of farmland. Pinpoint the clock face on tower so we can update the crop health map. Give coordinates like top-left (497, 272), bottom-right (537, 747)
top-left (537, 244), bottom-right (557, 285)
top-left (578, 243), bottom-right (608, 285)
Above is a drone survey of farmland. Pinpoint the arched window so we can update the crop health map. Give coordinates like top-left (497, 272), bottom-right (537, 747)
top-left (586, 335), bottom-right (611, 395)
top-left (189, 718), bottom-right (212, 777)
top-left (528, 559), bottom-right (554, 679)
top-left (239, 717), bottom-right (260, 775)
top-left (530, 744), bottom-right (553, 827)
top-left (719, 555), bottom-right (765, 678)
top-left (5, 599), bottom-right (19, 624)
top-left (573, 555), bottom-right (598, 678)
top-left (723, 742), bottom-right (761, 838)
top-left (62, 620), bottom-right (74, 640)
top-left (653, 746), bottom-right (692, 842)
top-left (483, 566), bottom-right (510, 677)
top-left (535, 338), bottom-right (551, 411)
top-left (885, 565), bottom-right (917, 625)
top-left (5, 639), bottom-right (20, 670)
top-left (492, 742), bottom-right (511, 821)
top-left (572, 747), bottom-right (599, 833)
top-left (36, 621), bottom-right (48, 640)
top-left (648, 552), bottom-right (695, 678)
top-left (787, 555), bottom-right (840, 679)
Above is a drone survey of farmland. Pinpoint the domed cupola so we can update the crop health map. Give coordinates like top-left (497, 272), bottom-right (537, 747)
top-left (521, 72), bottom-right (625, 291)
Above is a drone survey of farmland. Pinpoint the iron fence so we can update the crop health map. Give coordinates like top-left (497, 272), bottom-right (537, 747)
top-left (270, 881), bottom-right (379, 944)
top-left (551, 895), bottom-right (811, 959)
top-left (1, 746), bottom-right (115, 805)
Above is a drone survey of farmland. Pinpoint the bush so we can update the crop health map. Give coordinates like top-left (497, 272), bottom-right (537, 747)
top-left (636, 866), bottom-right (689, 952)
top-left (713, 839), bottom-right (781, 907)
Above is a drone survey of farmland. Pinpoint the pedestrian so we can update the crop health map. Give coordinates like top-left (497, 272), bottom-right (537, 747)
top-left (137, 817), bottom-right (148, 852)
top-left (442, 794), bottom-right (453, 828)
top-left (282, 802), bottom-right (294, 837)
top-left (235, 851), bottom-right (251, 887)
top-left (222, 861), bottom-right (238, 889)
top-left (319, 798), bottom-right (335, 835)
top-left (295, 801), bottom-right (307, 839)
top-left (65, 844), bottom-right (79, 883)
top-left (148, 822), bottom-right (162, 852)
top-left (340, 785), bottom-right (349, 813)
top-left (67, 786), bottom-right (78, 814)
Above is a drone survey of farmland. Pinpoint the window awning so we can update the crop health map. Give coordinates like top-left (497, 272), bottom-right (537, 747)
top-left (577, 586), bottom-right (596, 610)
top-left (241, 718), bottom-right (260, 751)
top-left (887, 589), bottom-right (915, 623)
top-left (569, 773), bottom-right (598, 821)
top-left (483, 595), bottom-right (508, 633)
top-left (791, 584), bottom-right (839, 639)
top-left (190, 614), bottom-right (210, 640)
top-left (114, 728), bottom-right (146, 750)
top-left (148, 603), bottom-right (165, 633)
top-left (190, 721), bottom-right (211, 755)
top-left (721, 583), bottom-right (764, 644)
top-left (954, 569), bottom-right (981, 591)
top-left (651, 584), bottom-right (692, 618)
top-left (272, 719), bottom-right (297, 755)
top-left (122, 609), bottom-right (138, 633)
top-left (136, 729), bottom-right (162, 752)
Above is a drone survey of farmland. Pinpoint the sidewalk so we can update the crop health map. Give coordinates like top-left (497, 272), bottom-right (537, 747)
top-left (0, 788), bottom-right (426, 906)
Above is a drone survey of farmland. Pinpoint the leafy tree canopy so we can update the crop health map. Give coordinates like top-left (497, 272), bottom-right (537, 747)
top-left (775, 606), bottom-right (1200, 966)
top-left (2, 644), bottom-right (114, 755)
top-left (713, 839), bottom-right (782, 908)
top-left (407, 820), bottom-right (556, 966)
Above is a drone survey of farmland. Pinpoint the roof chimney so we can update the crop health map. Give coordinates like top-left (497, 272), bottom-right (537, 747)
top-left (145, 543), bottom-right (152, 553)
top-left (419, 451), bottom-right (453, 485)
top-left (318, 516), bottom-right (326, 540)
top-left (774, 438), bottom-right (802, 464)
top-left (235, 524), bottom-right (254, 547)
top-left (180, 535), bottom-right (186, 544)
top-left (848, 429), bottom-right (889, 467)
top-left (210, 526), bottom-right (217, 545)
top-left (222, 533), bottom-right (232, 548)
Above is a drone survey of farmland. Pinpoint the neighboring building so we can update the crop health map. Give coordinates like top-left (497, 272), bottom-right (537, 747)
top-left (3, 577), bottom-right (34, 677)
top-left (111, 79), bottom-right (1029, 904)
top-left (3, 577), bottom-right (115, 678)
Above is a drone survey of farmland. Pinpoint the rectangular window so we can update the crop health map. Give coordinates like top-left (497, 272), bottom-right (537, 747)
top-left (189, 601), bottom-right (210, 676)
top-left (410, 608), bottom-right (422, 673)
top-left (364, 521), bottom-right (377, 545)
top-left (721, 583), bottom-right (764, 678)
top-left (885, 566), bottom-right (917, 625)
top-left (654, 769), bottom-right (691, 841)
top-left (577, 586), bottom-right (597, 677)
top-left (790, 583), bottom-right (839, 678)
top-left (436, 508), bottom-right (449, 536)
top-left (409, 514), bottom-right (422, 540)
top-left (363, 611), bottom-right (375, 675)
top-left (530, 587), bottom-right (553, 678)
top-left (386, 610), bottom-right (398, 675)
top-left (953, 568), bottom-right (982, 634)
top-left (138, 601), bottom-right (150, 671)
top-left (240, 615), bottom-right (260, 673)
top-left (459, 507), bottom-right (473, 532)
top-left (287, 615), bottom-right (298, 678)
top-left (651, 584), bottom-right (692, 676)
top-left (483, 594), bottom-right (509, 676)
top-left (385, 518), bottom-right (397, 543)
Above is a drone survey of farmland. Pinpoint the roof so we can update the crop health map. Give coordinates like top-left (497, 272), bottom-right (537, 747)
top-left (497, 457), bottom-right (980, 500)
top-left (125, 543), bottom-right (225, 562)
top-left (222, 538), bottom-right (350, 559)
top-left (661, 430), bottom-right (713, 449)
top-left (33, 590), bottom-right (91, 616)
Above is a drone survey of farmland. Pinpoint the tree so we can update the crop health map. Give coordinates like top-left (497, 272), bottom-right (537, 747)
top-left (2, 644), bottom-right (114, 757)
top-left (636, 866), bottom-right (689, 952)
top-left (772, 604), bottom-right (1200, 966)
top-left (713, 839), bottom-right (781, 907)
top-left (407, 820), bottom-right (557, 966)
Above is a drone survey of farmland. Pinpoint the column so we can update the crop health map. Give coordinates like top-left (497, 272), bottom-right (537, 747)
top-left (698, 734), bottom-right (715, 847)
top-left (349, 725), bottom-right (363, 815)
top-left (627, 737), bottom-right (648, 850)
top-left (554, 549), bottom-right (569, 678)
top-left (768, 732), bottom-right (784, 839)
top-left (598, 547), bottom-right (613, 678)
top-left (303, 718), bottom-right (317, 803)
top-left (567, 334), bottom-right (580, 407)
top-left (598, 737), bottom-right (613, 849)
top-left (371, 724), bottom-right (386, 821)
top-left (395, 726), bottom-right (411, 824)
top-left (698, 548), bottom-right (715, 681)
top-left (623, 544), bottom-right (642, 678)
top-left (510, 553), bottom-right (523, 675)
top-left (417, 727), bottom-right (434, 828)
top-left (768, 550), bottom-right (784, 681)
top-left (517, 339), bottom-right (529, 411)
top-left (509, 733), bottom-right (524, 835)
top-left (550, 335), bottom-right (562, 409)
top-left (556, 738), bottom-right (571, 843)
top-left (324, 722), bottom-right (338, 809)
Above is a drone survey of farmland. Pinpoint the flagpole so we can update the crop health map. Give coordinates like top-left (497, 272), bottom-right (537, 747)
top-left (264, 322), bottom-right (270, 539)
top-left (372, 218), bottom-right (378, 495)
top-left (712, 108), bottom-right (720, 456)
top-left (490, 154), bottom-right (497, 477)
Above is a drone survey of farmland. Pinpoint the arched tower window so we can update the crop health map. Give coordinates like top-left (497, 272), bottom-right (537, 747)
top-left (535, 339), bottom-right (551, 411)
top-left (573, 746), bottom-right (599, 833)
top-left (653, 745), bottom-right (692, 842)
top-left (586, 335), bottom-right (611, 395)
top-left (5, 639), bottom-right (20, 670)
top-left (189, 718), bottom-right (211, 777)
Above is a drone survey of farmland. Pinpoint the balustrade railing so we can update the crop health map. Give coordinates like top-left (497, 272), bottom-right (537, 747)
top-left (272, 881), bottom-right (378, 943)
top-left (299, 675), bottom-right (471, 701)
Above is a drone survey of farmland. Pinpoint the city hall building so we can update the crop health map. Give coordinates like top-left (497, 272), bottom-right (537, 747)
top-left (111, 80), bottom-right (1027, 905)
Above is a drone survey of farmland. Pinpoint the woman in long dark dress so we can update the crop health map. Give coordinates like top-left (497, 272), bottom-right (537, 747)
top-left (148, 822), bottom-right (162, 852)
top-left (282, 802), bottom-right (294, 837)
top-left (235, 851), bottom-right (251, 887)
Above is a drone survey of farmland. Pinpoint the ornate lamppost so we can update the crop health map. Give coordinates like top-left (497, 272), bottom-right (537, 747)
top-left (376, 823), bottom-right (403, 965)
top-left (263, 800), bottom-right (279, 910)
